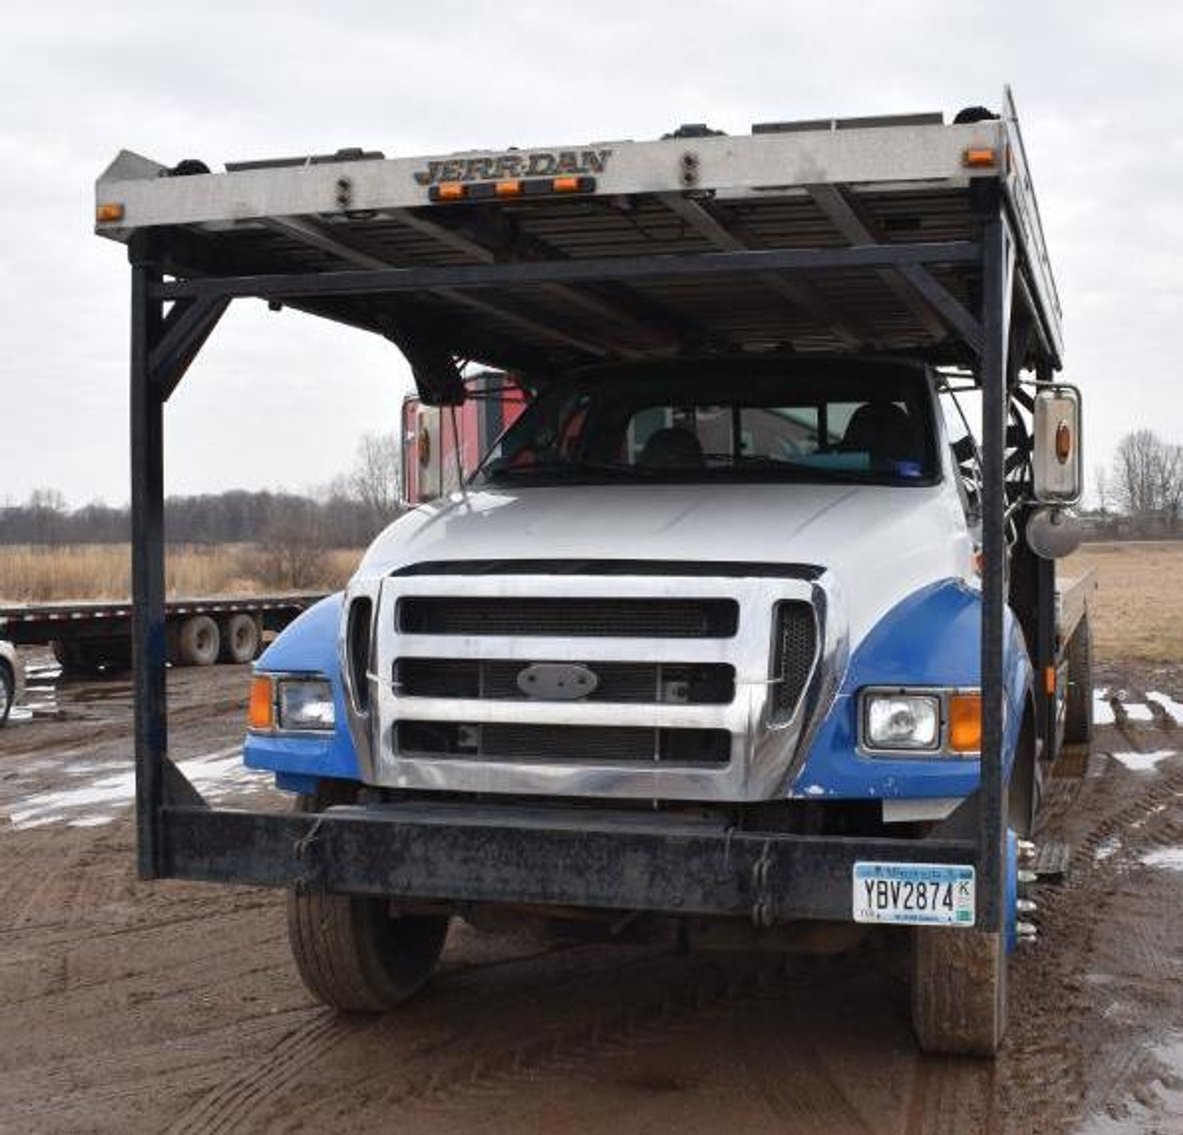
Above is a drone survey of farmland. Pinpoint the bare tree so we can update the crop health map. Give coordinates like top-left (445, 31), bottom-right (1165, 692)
top-left (1091, 463), bottom-right (1110, 515)
top-left (1111, 429), bottom-right (1183, 532)
top-left (253, 500), bottom-right (329, 589)
top-left (350, 431), bottom-right (402, 531)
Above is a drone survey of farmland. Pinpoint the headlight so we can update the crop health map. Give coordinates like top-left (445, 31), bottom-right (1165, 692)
top-left (862, 692), bottom-right (940, 751)
top-left (276, 678), bottom-right (335, 731)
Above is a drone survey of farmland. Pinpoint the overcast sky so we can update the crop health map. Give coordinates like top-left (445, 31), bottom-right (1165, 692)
top-left (2, 0), bottom-right (1180, 508)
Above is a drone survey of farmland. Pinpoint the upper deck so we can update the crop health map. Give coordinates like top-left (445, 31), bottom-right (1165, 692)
top-left (95, 88), bottom-right (1061, 379)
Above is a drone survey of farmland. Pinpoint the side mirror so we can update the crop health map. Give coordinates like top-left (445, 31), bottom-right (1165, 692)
top-left (1032, 385), bottom-right (1082, 504)
top-left (400, 397), bottom-right (442, 506)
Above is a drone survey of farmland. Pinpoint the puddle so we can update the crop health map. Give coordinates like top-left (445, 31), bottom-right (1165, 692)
top-left (4, 746), bottom-right (271, 830)
top-left (1109, 750), bottom-right (1177, 772)
top-left (1076, 1034), bottom-right (1183, 1133)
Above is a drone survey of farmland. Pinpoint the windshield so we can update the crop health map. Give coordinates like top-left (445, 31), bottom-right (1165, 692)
top-left (475, 362), bottom-right (938, 488)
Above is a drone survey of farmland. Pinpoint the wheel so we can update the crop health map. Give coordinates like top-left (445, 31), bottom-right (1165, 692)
top-left (177, 615), bottom-right (221, 667)
top-left (912, 923), bottom-right (1007, 1056)
top-left (51, 640), bottom-right (104, 675)
top-left (286, 787), bottom-right (449, 1013)
top-left (218, 613), bottom-right (261, 664)
top-left (911, 824), bottom-right (1011, 1056)
top-left (0, 662), bottom-right (12, 726)
top-left (1063, 615), bottom-right (1093, 744)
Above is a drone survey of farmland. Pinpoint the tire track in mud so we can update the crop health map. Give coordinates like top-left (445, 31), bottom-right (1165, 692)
top-left (995, 716), bottom-right (1183, 1133)
top-left (167, 947), bottom-right (882, 1134)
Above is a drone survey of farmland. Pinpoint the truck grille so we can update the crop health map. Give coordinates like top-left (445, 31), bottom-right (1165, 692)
top-left (396, 721), bottom-right (731, 765)
top-left (770, 601), bottom-right (817, 722)
top-left (398, 597), bottom-right (738, 638)
top-left (395, 658), bottom-right (735, 704)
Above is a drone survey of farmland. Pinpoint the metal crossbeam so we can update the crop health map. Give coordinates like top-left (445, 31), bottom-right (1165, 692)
top-left (807, 183), bottom-right (983, 349)
top-left (266, 216), bottom-right (612, 358)
top-left (154, 240), bottom-right (982, 302)
top-left (657, 193), bottom-right (867, 349)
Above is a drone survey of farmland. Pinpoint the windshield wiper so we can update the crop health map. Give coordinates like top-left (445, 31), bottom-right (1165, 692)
top-left (481, 459), bottom-right (638, 482)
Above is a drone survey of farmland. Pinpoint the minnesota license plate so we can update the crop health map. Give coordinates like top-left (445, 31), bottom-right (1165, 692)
top-left (852, 862), bottom-right (975, 927)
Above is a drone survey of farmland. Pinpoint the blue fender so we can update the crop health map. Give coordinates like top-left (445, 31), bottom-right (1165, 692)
top-left (790, 579), bottom-right (1033, 800)
top-left (242, 592), bottom-right (361, 793)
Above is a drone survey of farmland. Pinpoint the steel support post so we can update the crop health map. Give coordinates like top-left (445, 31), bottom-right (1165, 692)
top-left (130, 249), bottom-right (168, 879)
top-left (977, 209), bottom-right (1014, 931)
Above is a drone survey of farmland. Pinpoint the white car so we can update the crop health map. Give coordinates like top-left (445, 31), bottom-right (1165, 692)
top-left (0, 641), bottom-right (25, 726)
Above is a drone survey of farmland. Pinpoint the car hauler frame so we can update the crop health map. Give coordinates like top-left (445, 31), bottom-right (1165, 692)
top-left (97, 88), bottom-right (1071, 1053)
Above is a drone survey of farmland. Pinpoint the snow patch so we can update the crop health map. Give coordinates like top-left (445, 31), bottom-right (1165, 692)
top-left (1141, 848), bottom-right (1183, 873)
top-left (1092, 689), bottom-right (1116, 726)
top-left (1109, 749), bottom-right (1177, 772)
top-left (1120, 703), bottom-right (1155, 723)
top-left (1146, 691), bottom-right (1183, 724)
top-left (6, 746), bottom-right (269, 831)
top-left (1094, 836), bottom-right (1121, 862)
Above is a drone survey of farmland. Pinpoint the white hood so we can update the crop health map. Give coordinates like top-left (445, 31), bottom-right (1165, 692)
top-left (358, 482), bottom-right (972, 646)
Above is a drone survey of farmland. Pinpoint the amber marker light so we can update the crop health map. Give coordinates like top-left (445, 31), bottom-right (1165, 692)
top-left (552, 176), bottom-right (582, 193)
top-left (436, 182), bottom-right (465, 201)
top-left (248, 675), bottom-right (275, 731)
top-left (96, 202), bottom-right (125, 223)
top-left (1055, 421), bottom-right (1073, 464)
top-left (962, 147), bottom-right (998, 168)
top-left (948, 693), bottom-right (982, 753)
top-left (1045, 666), bottom-right (1057, 696)
top-left (494, 179), bottom-right (523, 197)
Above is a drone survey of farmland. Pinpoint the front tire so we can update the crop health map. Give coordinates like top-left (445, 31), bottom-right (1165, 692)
top-left (912, 924), bottom-right (1007, 1056)
top-left (912, 808), bottom-right (1011, 1056)
top-left (286, 788), bottom-right (449, 1013)
top-left (0, 662), bottom-right (13, 726)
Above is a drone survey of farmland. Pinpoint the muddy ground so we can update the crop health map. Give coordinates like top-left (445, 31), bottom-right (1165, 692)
top-left (0, 652), bottom-right (1180, 1134)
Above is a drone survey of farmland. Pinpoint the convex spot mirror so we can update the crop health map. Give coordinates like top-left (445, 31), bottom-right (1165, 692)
top-left (1032, 384), bottom-right (1082, 505)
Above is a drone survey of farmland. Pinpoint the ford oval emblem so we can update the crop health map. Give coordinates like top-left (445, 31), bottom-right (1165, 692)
top-left (517, 662), bottom-right (599, 700)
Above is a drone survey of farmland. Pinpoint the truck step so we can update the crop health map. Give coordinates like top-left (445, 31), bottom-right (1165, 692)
top-left (1030, 839), bottom-right (1071, 880)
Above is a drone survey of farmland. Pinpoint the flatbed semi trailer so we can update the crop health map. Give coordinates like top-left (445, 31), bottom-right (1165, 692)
top-left (96, 86), bottom-right (1089, 1056)
top-left (0, 593), bottom-right (325, 671)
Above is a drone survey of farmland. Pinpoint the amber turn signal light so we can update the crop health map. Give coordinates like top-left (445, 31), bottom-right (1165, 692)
top-left (948, 693), bottom-right (982, 753)
top-left (248, 675), bottom-right (275, 731)
top-left (962, 147), bottom-right (997, 168)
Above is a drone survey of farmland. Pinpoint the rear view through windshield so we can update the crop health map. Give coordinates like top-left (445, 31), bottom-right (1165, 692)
top-left (476, 363), bottom-right (938, 487)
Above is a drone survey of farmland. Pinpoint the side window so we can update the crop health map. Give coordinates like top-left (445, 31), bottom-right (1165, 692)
top-left (939, 387), bottom-right (982, 523)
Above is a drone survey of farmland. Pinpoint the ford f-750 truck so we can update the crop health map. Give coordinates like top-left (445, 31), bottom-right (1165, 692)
top-left (97, 88), bottom-right (1091, 1055)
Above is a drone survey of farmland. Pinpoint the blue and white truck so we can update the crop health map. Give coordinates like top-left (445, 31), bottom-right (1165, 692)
top-left (99, 88), bottom-right (1092, 1055)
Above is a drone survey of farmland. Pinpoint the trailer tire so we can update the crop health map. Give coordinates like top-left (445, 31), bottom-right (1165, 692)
top-left (1064, 614), bottom-right (1093, 744)
top-left (177, 615), bottom-right (220, 667)
top-left (286, 788), bottom-right (449, 1013)
top-left (52, 640), bottom-right (104, 675)
top-left (218, 613), bottom-right (261, 664)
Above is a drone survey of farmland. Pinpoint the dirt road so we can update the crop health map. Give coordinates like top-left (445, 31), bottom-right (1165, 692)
top-left (1, 654), bottom-right (1180, 1134)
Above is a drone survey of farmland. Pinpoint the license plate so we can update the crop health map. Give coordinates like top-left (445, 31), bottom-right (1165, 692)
top-left (852, 862), bottom-right (975, 927)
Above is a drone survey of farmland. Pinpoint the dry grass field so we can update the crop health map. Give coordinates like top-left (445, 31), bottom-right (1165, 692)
top-left (2, 541), bottom-right (1179, 663)
top-left (1065, 540), bottom-right (1183, 663)
top-left (0, 544), bottom-right (361, 603)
